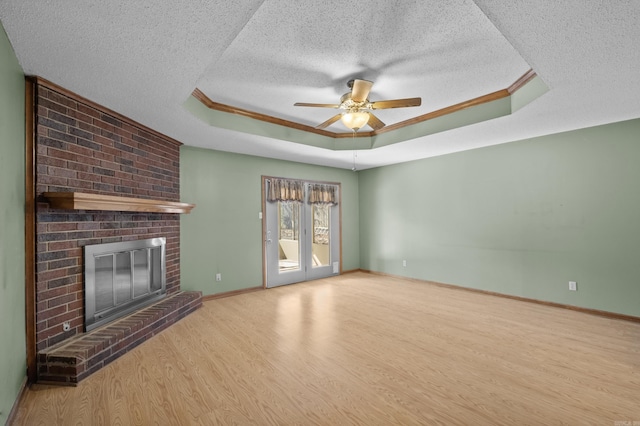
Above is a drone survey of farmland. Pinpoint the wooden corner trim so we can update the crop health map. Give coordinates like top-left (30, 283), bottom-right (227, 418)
top-left (193, 70), bottom-right (536, 139)
top-left (360, 270), bottom-right (640, 324)
top-left (32, 76), bottom-right (184, 147)
top-left (43, 192), bottom-right (195, 214)
top-left (25, 77), bottom-right (37, 384)
top-left (508, 69), bottom-right (538, 94)
top-left (261, 175), bottom-right (268, 289)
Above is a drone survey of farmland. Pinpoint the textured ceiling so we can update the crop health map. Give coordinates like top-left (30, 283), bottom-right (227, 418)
top-left (1, 1), bottom-right (639, 170)
top-left (196, 0), bottom-right (529, 128)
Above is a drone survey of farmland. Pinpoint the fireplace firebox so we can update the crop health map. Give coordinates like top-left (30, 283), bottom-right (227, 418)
top-left (84, 237), bottom-right (167, 331)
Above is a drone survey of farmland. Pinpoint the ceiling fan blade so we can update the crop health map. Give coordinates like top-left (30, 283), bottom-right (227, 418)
top-left (294, 102), bottom-right (340, 108)
top-left (370, 97), bottom-right (422, 109)
top-left (351, 79), bottom-right (373, 102)
top-left (316, 114), bottom-right (342, 130)
top-left (367, 113), bottom-right (385, 130)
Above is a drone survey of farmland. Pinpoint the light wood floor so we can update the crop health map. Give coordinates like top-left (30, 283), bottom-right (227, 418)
top-left (13, 272), bottom-right (640, 425)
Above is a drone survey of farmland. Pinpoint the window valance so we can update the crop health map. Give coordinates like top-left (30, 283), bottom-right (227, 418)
top-left (266, 178), bottom-right (338, 205)
top-left (308, 183), bottom-right (338, 205)
top-left (266, 178), bottom-right (304, 202)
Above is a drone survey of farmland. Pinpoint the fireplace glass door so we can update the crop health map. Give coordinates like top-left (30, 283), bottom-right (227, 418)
top-left (85, 238), bottom-right (166, 331)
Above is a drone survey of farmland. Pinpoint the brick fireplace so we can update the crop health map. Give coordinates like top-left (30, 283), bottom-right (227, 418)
top-left (31, 78), bottom-right (201, 384)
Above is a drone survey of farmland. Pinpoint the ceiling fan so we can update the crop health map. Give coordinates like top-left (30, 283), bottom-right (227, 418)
top-left (294, 79), bottom-right (421, 132)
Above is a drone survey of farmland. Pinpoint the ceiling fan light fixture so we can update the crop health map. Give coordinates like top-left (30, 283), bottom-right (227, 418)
top-left (341, 111), bottom-right (369, 131)
top-left (295, 78), bottom-right (420, 131)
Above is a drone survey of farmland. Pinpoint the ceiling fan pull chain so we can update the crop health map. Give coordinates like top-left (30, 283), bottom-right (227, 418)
top-left (352, 130), bottom-right (358, 171)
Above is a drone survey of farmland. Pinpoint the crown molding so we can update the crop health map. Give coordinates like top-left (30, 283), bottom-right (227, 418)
top-left (193, 69), bottom-right (536, 139)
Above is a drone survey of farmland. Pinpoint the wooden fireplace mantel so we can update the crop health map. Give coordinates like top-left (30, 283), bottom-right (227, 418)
top-left (43, 192), bottom-right (195, 214)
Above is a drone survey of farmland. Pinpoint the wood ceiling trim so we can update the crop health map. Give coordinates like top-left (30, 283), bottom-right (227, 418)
top-left (192, 89), bottom-right (341, 138)
top-left (194, 70), bottom-right (536, 139)
top-left (508, 69), bottom-right (538, 94)
top-left (374, 88), bottom-right (511, 135)
top-left (333, 129), bottom-right (375, 138)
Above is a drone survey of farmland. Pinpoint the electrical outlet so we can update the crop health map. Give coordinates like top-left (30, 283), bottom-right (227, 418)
top-left (569, 281), bottom-right (577, 291)
top-left (402, 260), bottom-right (407, 267)
top-left (63, 321), bottom-right (71, 331)
top-left (215, 273), bottom-right (222, 282)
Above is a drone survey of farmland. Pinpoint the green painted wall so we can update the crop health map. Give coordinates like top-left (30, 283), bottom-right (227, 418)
top-left (359, 119), bottom-right (640, 317)
top-left (180, 147), bottom-right (359, 295)
top-left (0, 21), bottom-right (26, 424)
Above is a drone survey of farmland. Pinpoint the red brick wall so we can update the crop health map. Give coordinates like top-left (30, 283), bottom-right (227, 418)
top-left (34, 80), bottom-right (182, 352)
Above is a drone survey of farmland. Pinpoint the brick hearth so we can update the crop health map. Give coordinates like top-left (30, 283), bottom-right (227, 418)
top-left (38, 292), bottom-right (202, 385)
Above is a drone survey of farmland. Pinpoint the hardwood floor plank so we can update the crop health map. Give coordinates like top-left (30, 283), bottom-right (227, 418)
top-left (11, 272), bottom-right (640, 425)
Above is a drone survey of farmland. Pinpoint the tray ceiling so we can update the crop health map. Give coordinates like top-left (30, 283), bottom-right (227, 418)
top-left (1, 1), bottom-right (639, 169)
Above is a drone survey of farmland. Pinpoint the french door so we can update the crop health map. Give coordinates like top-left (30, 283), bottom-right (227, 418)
top-left (264, 178), bottom-right (340, 288)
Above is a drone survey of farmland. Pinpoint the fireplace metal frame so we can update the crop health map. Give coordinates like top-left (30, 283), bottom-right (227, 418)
top-left (84, 237), bottom-right (166, 331)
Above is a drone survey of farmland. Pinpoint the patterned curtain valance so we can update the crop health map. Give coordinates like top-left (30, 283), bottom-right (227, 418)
top-left (267, 178), bottom-right (304, 203)
top-left (266, 178), bottom-right (338, 205)
top-left (308, 183), bottom-right (338, 206)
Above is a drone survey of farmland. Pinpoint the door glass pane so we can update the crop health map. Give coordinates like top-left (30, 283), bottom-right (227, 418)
top-left (278, 201), bottom-right (301, 272)
top-left (312, 204), bottom-right (330, 267)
